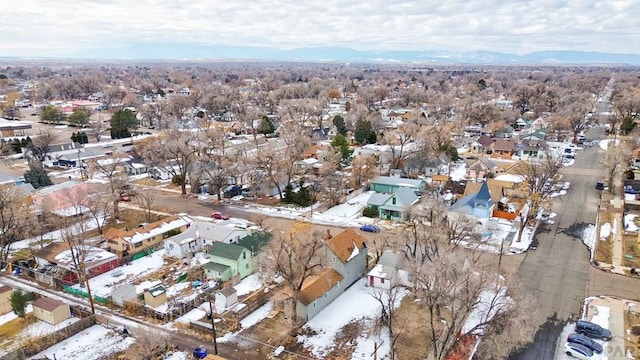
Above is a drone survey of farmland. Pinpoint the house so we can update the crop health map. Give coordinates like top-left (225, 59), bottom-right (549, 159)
top-left (296, 268), bottom-right (344, 321)
top-left (104, 215), bottom-right (193, 256)
top-left (494, 125), bottom-right (515, 139)
top-left (514, 139), bottom-right (547, 160)
top-left (448, 181), bottom-right (495, 233)
top-left (369, 175), bottom-right (425, 193)
top-left (31, 181), bottom-right (90, 216)
top-left (144, 285), bottom-right (167, 309)
top-left (490, 139), bottom-right (516, 160)
top-left (111, 284), bottom-right (138, 306)
top-left (164, 222), bottom-right (250, 258)
top-left (203, 243), bottom-right (254, 282)
top-left (0, 117), bottom-right (31, 139)
top-left (466, 159), bottom-right (498, 181)
top-left (367, 250), bottom-right (413, 289)
top-left (0, 285), bottom-right (12, 315)
top-left (214, 286), bottom-right (238, 313)
top-left (377, 187), bottom-right (419, 222)
top-left (324, 228), bottom-right (368, 287)
top-left (366, 193), bottom-right (392, 214)
top-left (33, 242), bottom-right (120, 281)
top-left (148, 166), bottom-right (172, 181)
top-left (123, 159), bottom-right (148, 176)
top-left (32, 297), bottom-right (71, 325)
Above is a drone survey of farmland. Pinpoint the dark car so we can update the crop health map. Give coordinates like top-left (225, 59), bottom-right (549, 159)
top-left (576, 320), bottom-right (612, 341)
top-left (360, 224), bottom-right (380, 233)
top-left (595, 182), bottom-right (605, 190)
top-left (568, 332), bottom-right (603, 354)
top-left (211, 211), bottom-right (230, 220)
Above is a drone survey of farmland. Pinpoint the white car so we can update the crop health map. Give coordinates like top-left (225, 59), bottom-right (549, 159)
top-left (564, 342), bottom-right (595, 359)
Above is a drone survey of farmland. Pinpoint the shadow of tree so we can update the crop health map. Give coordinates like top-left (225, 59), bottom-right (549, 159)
top-left (508, 312), bottom-right (566, 360)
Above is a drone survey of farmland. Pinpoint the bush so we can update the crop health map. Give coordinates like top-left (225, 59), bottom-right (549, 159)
top-left (363, 207), bottom-right (379, 218)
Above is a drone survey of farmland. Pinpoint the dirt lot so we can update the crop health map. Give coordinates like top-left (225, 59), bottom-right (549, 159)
top-left (624, 309), bottom-right (640, 358)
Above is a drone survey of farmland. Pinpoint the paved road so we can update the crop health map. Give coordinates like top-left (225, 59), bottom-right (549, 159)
top-left (509, 138), bottom-right (604, 359)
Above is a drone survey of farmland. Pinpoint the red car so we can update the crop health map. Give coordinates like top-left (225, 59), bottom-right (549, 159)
top-left (119, 195), bottom-right (132, 202)
top-left (211, 212), bottom-right (230, 220)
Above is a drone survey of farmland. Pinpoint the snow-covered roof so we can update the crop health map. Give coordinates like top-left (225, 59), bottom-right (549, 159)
top-left (52, 205), bottom-right (90, 217)
top-left (120, 215), bottom-right (192, 245)
top-left (53, 245), bottom-right (117, 271)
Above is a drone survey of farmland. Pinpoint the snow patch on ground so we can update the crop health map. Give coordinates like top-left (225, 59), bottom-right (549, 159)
top-left (218, 302), bottom-right (273, 343)
top-left (298, 279), bottom-right (409, 360)
top-left (583, 224), bottom-right (597, 261)
top-left (600, 223), bottom-right (612, 240)
top-left (234, 273), bottom-right (263, 296)
top-left (27, 324), bottom-right (135, 360)
top-left (624, 214), bottom-right (639, 232)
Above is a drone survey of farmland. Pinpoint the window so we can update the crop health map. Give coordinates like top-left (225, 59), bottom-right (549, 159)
top-left (392, 197), bottom-right (396, 205)
top-left (381, 278), bottom-right (385, 284)
top-left (243, 252), bottom-right (246, 259)
top-left (313, 301), bottom-right (317, 308)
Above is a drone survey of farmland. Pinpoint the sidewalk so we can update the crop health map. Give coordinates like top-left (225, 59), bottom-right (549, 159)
top-left (585, 296), bottom-right (636, 359)
top-left (596, 193), bottom-right (637, 276)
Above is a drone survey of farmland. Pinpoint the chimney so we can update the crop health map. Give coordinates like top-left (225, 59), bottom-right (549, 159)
top-left (325, 229), bottom-right (332, 240)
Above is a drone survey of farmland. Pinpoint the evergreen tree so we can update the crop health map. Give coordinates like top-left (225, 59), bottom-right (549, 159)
top-left (332, 115), bottom-right (348, 136)
top-left (331, 133), bottom-right (353, 165)
top-left (110, 109), bottom-right (138, 139)
top-left (10, 290), bottom-right (27, 319)
top-left (259, 116), bottom-right (276, 135)
top-left (24, 161), bottom-right (53, 189)
top-left (283, 183), bottom-right (295, 204)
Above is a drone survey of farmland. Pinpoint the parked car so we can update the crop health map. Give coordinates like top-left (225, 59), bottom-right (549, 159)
top-left (575, 319), bottom-right (612, 341)
top-left (595, 182), bottom-right (605, 190)
top-left (360, 224), bottom-right (380, 233)
top-left (119, 195), bottom-right (132, 202)
top-left (564, 342), bottom-right (595, 359)
top-left (568, 333), bottom-right (603, 354)
top-left (211, 211), bottom-right (230, 220)
top-left (193, 347), bottom-right (208, 359)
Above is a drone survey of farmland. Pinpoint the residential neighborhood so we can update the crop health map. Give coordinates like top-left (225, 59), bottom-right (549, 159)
top-left (0, 58), bottom-right (638, 360)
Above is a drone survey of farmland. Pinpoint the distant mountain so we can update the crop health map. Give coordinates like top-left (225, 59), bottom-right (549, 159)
top-left (71, 44), bottom-right (640, 65)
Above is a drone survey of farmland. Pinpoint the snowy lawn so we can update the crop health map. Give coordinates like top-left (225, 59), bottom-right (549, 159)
top-left (0, 304), bottom-right (32, 327)
top-left (27, 324), bottom-right (134, 360)
top-left (218, 302), bottom-right (273, 343)
top-left (235, 273), bottom-right (263, 296)
top-left (298, 279), bottom-right (409, 360)
top-left (624, 214), bottom-right (639, 232)
top-left (73, 249), bottom-right (167, 298)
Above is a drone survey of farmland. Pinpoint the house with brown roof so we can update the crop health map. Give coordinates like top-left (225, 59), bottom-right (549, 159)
top-left (0, 285), bottom-right (12, 315)
top-left (324, 228), bottom-right (368, 287)
top-left (490, 139), bottom-right (516, 160)
top-left (104, 215), bottom-right (192, 256)
top-left (32, 297), bottom-right (71, 325)
top-left (296, 268), bottom-right (344, 321)
top-left (465, 159), bottom-right (498, 181)
top-left (34, 242), bottom-right (120, 284)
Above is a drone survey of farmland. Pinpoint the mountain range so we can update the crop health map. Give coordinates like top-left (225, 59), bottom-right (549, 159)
top-left (34, 44), bottom-right (640, 65)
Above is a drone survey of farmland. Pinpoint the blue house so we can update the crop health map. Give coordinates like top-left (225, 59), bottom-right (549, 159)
top-left (448, 181), bottom-right (495, 231)
top-left (369, 176), bottom-right (426, 194)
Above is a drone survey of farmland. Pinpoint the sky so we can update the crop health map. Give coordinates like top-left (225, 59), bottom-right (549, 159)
top-left (1, 0), bottom-right (639, 57)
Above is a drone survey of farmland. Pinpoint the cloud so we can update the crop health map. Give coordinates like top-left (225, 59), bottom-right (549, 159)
top-left (1, 0), bottom-right (638, 57)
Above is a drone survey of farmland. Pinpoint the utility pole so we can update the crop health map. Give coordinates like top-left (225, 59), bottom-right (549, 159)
top-left (207, 292), bottom-right (219, 355)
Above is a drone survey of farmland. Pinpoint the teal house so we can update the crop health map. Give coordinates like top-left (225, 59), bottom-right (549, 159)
top-left (369, 176), bottom-right (426, 194)
top-left (204, 243), bottom-right (254, 282)
top-left (367, 187), bottom-right (419, 222)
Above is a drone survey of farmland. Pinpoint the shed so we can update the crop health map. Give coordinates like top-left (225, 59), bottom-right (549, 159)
top-left (0, 285), bottom-right (12, 315)
top-left (32, 297), bottom-right (71, 325)
top-left (144, 285), bottom-right (167, 309)
top-left (111, 284), bottom-right (138, 307)
top-left (214, 286), bottom-right (238, 313)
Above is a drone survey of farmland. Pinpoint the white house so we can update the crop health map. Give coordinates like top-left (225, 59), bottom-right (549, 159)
top-left (163, 221), bottom-right (250, 259)
top-left (367, 250), bottom-right (413, 290)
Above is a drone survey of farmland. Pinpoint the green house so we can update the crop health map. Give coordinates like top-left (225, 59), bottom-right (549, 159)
top-left (369, 176), bottom-right (425, 194)
top-left (204, 243), bottom-right (254, 282)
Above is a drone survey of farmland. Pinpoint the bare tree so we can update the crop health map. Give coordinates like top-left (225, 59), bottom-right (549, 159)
top-left (86, 192), bottom-right (111, 235)
top-left (122, 327), bottom-right (168, 360)
top-left (350, 153), bottom-right (378, 190)
top-left (263, 222), bottom-right (326, 323)
top-left (58, 185), bottom-right (96, 313)
top-left (412, 252), bottom-right (534, 360)
top-left (558, 92), bottom-right (594, 143)
top-left (602, 140), bottom-right (632, 194)
top-left (514, 154), bottom-right (563, 242)
top-left (370, 285), bottom-right (408, 360)
top-left (0, 187), bottom-right (31, 265)
top-left (27, 130), bottom-right (58, 162)
top-left (138, 129), bottom-right (199, 195)
top-left (384, 118), bottom-right (420, 170)
top-left (135, 187), bottom-right (157, 222)
top-left (88, 152), bottom-right (128, 218)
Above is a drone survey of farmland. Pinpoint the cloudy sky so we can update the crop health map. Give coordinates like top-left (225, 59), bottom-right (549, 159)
top-left (1, 0), bottom-right (638, 57)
